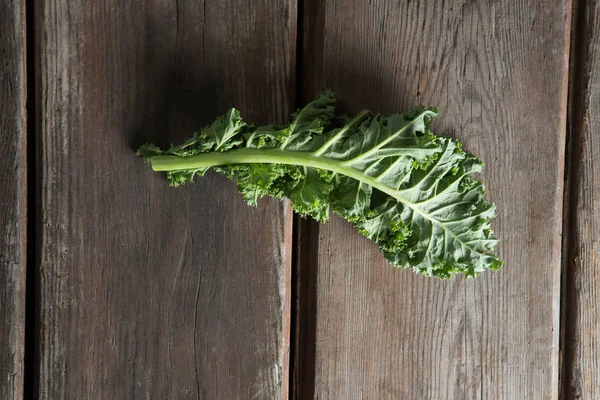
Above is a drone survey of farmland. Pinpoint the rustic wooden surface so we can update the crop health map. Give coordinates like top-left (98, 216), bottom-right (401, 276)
top-left (4, 0), bottom-right (600, 398)
top-left (35, 0), bottom-right (294, 398)
top-left (0, 0), bottom-right (27, 398)
top-left (299, 0), bottom-right (570, 399)
top-left (563, 0), bottom-right (600, 398)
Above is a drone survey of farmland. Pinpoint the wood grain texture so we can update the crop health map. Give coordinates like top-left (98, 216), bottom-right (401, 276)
top-left (563, 0), bottom-right (600, 398)
top-left (300, 0), bottom-right (570, 399)
top-left (0, 0), bottom-right (27, 398)
top-left (35, 0), bottom-right (295, 398)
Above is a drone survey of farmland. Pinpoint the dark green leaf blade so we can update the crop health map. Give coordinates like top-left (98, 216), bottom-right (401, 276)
top-left (139, 91), bottom-right (502, 278)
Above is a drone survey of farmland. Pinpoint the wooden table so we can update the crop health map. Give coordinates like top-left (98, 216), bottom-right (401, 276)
top-left (1, 0), bottom-right (598, 398)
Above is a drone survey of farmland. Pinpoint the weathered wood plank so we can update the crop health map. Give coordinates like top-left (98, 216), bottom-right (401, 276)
top-left (299, 0), bottom-right (570, 398)
top-left (35, 0), bottom-right (295, 398)
top-left (0, 0), bottom-right (27, 398)
top-left (563, 0), bottom-right (600, 398)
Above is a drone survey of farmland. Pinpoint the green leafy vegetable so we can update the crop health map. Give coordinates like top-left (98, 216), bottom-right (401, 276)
top-left (138, 91), bottom-right (502, 278)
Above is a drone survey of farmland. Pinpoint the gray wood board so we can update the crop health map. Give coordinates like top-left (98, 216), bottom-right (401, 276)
top-left (299, 0), bottom-right (570, 398)
top-left (35, 0), bottom-right (295, 398)
top-left (0, 0), bottom-right (27, 398)
top-left (563, 0), bottom-right (600, 398)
